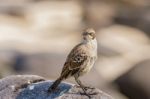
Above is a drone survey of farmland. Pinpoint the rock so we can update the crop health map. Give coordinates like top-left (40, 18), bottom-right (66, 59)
top-left (0, 1), bottom-right (82, 54)
top-left (114, 4), bottom-right (150, 35)
top-left (81, 1), bottom-right (116, 29)
top-left (115, 60), bottom-right (150, 99)
top-left (0, 75), bottom-right (113, 99)
top-left (96, 25), bottom-right (150, 82)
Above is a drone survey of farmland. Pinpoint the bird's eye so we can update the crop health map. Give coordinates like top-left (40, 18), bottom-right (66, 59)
top-left (89, 33), bottom-right (93, 36)
top-left (89, 32), bottom-right (95, 39)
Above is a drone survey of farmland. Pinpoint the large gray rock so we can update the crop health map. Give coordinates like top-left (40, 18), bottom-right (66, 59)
top-left (0, 75), bottom-right (113, 99)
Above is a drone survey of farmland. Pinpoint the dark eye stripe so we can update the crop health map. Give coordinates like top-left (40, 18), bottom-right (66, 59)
top-left (89, 33), bottom-right (93, 35)
top-left (83, 32), bottom-right (87, 35)
top-left (83, 32), bottom-right (95, 39)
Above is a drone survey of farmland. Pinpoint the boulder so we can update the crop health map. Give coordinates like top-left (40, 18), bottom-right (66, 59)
top-left (0, 75), bottom-right (113, 99)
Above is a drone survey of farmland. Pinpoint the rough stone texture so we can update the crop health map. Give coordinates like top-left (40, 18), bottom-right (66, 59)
top-left (0, 75), bottom-right (45, 99)
top-left (0, 75), bottom-right (113, 99)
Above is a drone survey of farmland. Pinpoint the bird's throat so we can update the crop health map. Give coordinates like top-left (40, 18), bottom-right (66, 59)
top-left (83, 39), bottom-right (97, 52)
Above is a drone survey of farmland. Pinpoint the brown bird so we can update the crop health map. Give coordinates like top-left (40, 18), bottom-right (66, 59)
top-left (48, 28), bottom-right (97, 97)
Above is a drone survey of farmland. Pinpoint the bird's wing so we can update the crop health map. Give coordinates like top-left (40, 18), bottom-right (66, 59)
top-left (61, 44), bottom-right (89, 75)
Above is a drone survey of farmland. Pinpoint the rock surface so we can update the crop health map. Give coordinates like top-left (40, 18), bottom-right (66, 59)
top-left (0, 75), bottom-right (113, 99)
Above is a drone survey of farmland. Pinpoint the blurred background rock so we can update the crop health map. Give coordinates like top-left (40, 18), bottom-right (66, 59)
top-left (0, 0), bottom-right (150, 99)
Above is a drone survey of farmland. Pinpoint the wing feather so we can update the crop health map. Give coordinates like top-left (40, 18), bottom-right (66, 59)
top-left (61, 44), bottom-right (89, 77)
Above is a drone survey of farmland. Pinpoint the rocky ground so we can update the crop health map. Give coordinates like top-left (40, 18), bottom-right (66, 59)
top-left (0, 0), bottom-right (150, 99)
top-left (0, 75), bottom-right (113, 99)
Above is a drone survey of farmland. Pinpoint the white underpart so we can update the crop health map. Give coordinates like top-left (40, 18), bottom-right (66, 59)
top-left (90, 39), bottom-right (97, 52)
top-left (86, 38), bottom-right (97, 56)
top-left (80, 38), bottom-right (97, 75)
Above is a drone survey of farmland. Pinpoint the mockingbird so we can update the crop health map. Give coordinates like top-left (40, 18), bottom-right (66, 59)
top-left (48, 28), bottom-right (97, 97)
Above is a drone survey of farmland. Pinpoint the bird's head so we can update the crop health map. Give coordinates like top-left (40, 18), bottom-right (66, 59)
top-left (82, 28), bottom-right (96, 41)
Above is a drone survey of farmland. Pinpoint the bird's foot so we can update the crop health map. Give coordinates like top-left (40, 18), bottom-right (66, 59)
top-left (80, 91), bottom-right (98, 95)
top-left (75, 85), bottom-right (98, 98)
top-left (84, 86), bottom-right (95, 90)
top-left (80, 87), bottom-right (98, 98)
top-left (80, 92), bottom-right (92, 98)
top-left (80, 91), bottom-right (98, 99)
top-left (75, 85), bottom-right (95, 90)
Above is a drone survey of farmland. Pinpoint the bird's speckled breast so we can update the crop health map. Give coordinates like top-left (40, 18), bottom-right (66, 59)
top-left (79, 56), bottom-right (97, 76)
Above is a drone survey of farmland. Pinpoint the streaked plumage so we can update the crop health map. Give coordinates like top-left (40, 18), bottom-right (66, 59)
top-left (48, 28), bottom-right (97, 96)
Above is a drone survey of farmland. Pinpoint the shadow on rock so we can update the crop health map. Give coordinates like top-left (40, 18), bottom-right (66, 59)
top-left (16, 81), bottom-right (72, 99)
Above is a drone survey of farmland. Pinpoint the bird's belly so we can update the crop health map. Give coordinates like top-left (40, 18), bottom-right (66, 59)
top-left (80, 65), bottom-right (93, 75)
top-left (79, 57), bottom-right (96, 76)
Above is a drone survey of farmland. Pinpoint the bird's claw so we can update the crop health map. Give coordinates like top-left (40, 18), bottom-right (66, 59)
top-left (80, 92), bottom-right (98, 99)
top-left (75, 85), bottom-right (95, 90)
top-left (80, 92), bottom-right (92, 98)
top-left (84, 86), bottom-right (95, 90)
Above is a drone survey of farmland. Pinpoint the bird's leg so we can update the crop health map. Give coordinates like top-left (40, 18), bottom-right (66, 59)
top-left (74, 76), bottom-right (92, 98)
top-left (74, 76), bottom-right (94, 90)
top-left (75, 77), bottom-right (86, 91)
top-left (74, 76), bottom-right (98, 97)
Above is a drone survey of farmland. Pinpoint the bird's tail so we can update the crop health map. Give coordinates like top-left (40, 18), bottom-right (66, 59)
top-left (48, 77), bottom-right (63, 93)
